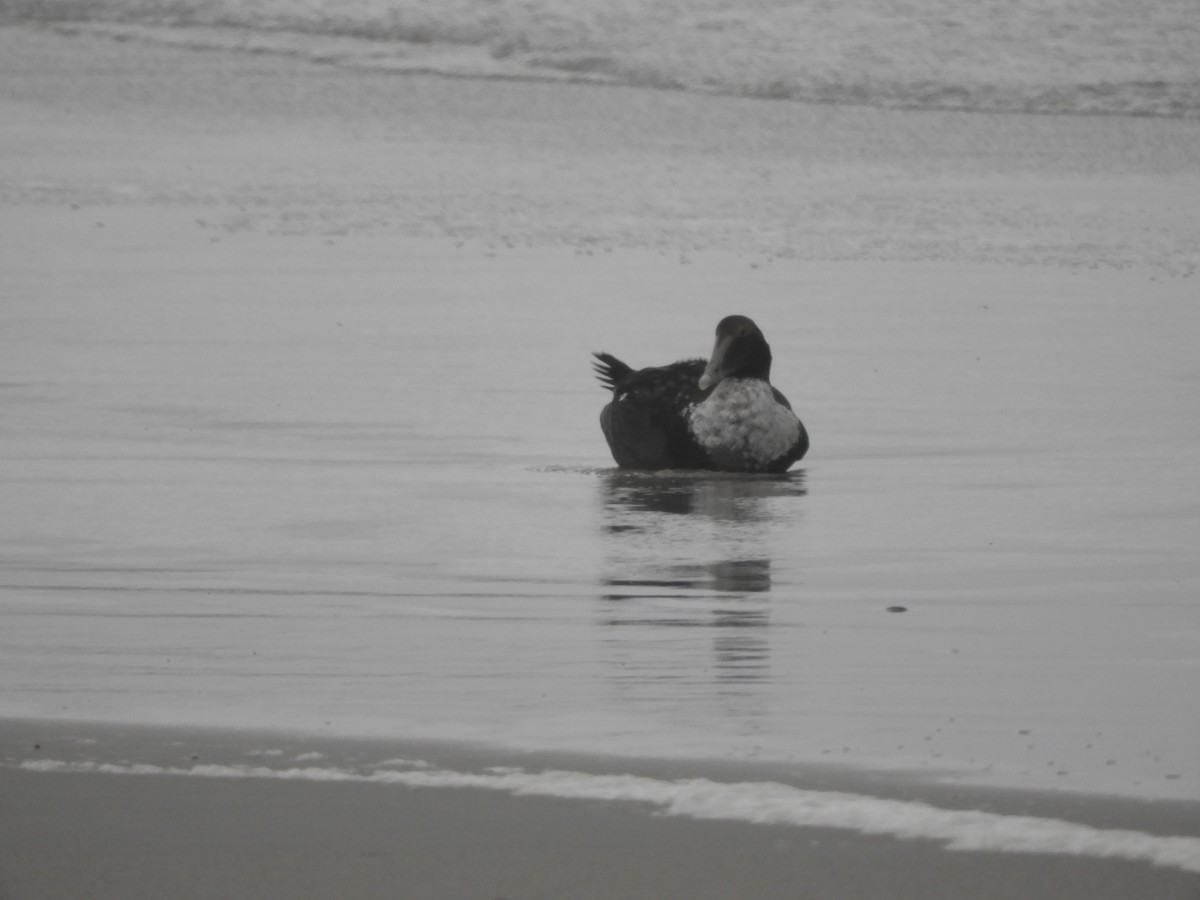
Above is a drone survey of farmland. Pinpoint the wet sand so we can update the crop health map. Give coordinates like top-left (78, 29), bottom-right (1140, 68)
top-left (3, 719), bottom-right (1200, 900)
top-left (6, 767), bottom-right (1197, 900)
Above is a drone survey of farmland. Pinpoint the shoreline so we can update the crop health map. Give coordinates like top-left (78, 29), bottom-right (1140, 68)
top-left (3, 717), bottom-right (1200, 899)
top-left (7, 715), bottom-right (1200, 825)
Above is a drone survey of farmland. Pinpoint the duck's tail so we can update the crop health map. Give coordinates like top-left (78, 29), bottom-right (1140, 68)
top-left (591, 352), bottom-right (632, 391)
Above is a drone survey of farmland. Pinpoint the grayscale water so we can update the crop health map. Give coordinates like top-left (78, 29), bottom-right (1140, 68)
top-left (11, 0), bottom-right (1199, 117)
top-left (3, 220), bottom-right (1198, 800)
top-left (2, 0), bottom-right (1199, 816)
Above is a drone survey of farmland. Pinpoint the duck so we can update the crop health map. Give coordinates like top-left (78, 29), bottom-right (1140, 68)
top-left (593, 315), bottom-right (808, 473)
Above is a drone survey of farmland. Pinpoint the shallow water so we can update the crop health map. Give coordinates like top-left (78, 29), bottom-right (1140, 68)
top-left (2, 25), bottom-right (1199, 806)
top-left (2, 215), bottom-right (1198, 800)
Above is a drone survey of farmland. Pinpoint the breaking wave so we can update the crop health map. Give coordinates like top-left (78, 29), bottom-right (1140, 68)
top-left (3, 0), bottom-right (1198, 117)
top-left (20, 756), bottom-right (1200, 872)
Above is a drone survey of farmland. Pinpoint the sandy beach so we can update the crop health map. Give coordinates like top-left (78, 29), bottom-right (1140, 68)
top-left (3, 20), bottom-right (1200, 899)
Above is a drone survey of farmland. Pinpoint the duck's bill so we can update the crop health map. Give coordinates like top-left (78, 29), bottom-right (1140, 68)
top-left (698, 334), bottom-right (731, 390)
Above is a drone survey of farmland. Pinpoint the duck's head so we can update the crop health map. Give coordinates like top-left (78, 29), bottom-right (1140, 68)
top-left (698, 315), bottom-right (772, 390)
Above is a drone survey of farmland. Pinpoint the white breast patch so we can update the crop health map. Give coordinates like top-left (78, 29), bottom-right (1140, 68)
top-left (686, 379), bottom-right (801, 470)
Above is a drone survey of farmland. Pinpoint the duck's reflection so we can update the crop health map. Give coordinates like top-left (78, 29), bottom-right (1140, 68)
top-left (604, 557), bottom-right (771, 601)
top-left (712, 604), bottom-right (771, 681)
top-left (596, 471), bottom-right (805, 704)
top-left (600, 470), bottom-right (806, 526)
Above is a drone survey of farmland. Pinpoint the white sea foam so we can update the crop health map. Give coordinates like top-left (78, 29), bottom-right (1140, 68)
top-left (18, 758), bottom-right (1200, 872)
top-left (376, 757), bottom-right (432, 769)
top-left (7, 0), bottom-right (1198, 117)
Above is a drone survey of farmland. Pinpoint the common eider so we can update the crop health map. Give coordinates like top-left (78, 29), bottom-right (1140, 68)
top-left (593, 315), bottom-right (808, 473)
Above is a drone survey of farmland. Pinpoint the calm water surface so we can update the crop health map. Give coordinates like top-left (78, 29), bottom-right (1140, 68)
top-left (2, 231), bottom-right (1197, 799)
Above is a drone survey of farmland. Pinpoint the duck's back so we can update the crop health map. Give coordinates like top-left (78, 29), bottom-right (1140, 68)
top-left (593, 354), bottom-right (708, 470)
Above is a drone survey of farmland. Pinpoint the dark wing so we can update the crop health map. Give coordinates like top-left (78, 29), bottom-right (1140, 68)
top-left (592, 354), bottom-right (709, 470)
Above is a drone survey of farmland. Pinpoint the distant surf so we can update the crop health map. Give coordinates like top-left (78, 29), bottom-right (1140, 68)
top-left (4, 0), bottom-right (1197, 118)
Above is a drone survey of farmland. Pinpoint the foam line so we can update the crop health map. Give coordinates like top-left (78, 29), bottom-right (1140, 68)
top-left (18, 759), bottom-right (1200, 872)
